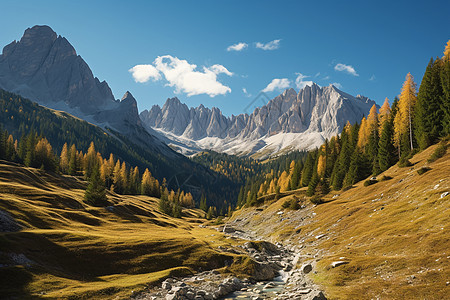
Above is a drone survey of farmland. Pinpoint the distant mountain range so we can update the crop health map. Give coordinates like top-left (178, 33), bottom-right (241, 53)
top-left (0, 25), bottom-right (376, 160)
top-left (141, 85), bottom-right (376, 158)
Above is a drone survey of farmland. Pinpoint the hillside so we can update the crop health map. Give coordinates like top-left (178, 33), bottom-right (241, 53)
top-left (228, 143), bottom-right (449, 299)
top-left (0, 89), bottom-right (239, 209)
top-left (0, 161), bottom-right (249, 299)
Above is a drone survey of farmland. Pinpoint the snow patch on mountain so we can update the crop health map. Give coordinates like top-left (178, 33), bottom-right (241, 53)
top-left (141, 84), bottom-right (376, 159)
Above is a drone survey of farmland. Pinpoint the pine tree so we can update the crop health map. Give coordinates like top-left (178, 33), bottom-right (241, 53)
top-left (441, 40), bottom-right (450, 135)
top-left (237, 186), bottom-right (244, 207)
top-left (0, 127), bottom-right (5, 160)
top-left (307, 171), bottom-right (319, 196)
top-left (415, 58), bottom-right (444, 149)
top-left (24, 132), bottom-right (37, 167)
top-left (301, 150), bottom-right (316, 187)
top-left (206, 206), bottom-right (215, 220)
top-left (159, 192), bottom-right (171, 215)
top-left (344, 148), bottom-right (370, 188)
top-left (378, 117), bottom-right (396, 172)
top-left (84, 165), bottom-right (107, 206)
top-left (289, 161), bottom-right (301, 190)
top-left (129, 166), bottom-right (140, 195)
top-left (68, 144), bottom-right (78, 175)
top-left (331, 125), bottom-right (352, 190)
top-left (200, 193), bottom-right (208, 212)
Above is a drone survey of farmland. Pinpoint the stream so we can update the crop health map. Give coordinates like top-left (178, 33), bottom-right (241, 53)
top-left (223, 275), bottom-right (285, 299)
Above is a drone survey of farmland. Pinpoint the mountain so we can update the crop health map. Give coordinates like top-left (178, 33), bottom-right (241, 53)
top-left (0, 25), bottom-right (169, 154)
top-left (140, 84), bottom-right (377, 158)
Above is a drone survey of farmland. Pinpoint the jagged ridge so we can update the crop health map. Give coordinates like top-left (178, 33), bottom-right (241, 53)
top-left (140, 84), bottom-right (376, 158)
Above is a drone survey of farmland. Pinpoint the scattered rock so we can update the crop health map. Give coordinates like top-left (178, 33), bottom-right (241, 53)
top-left (223, 225), bottom-right (235, 233)
top-left (315, 234), bottom-right (326, 239)
top-left (302, 263), bottom-right (313, 274)
top-left (440, 192), bottom-right (449, 198)
top-left (310, 291), bottom-right (327, 300)
top-left (9, 253), bottom-right (33, 267)
top-left (0, 209), bottom-right (21, 232)
top-left (161, 281), bottom-right (172, 290)
top-left (331, 261), bottom-right (349, 268)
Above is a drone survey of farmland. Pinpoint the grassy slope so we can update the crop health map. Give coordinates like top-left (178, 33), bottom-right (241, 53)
top-left (0, 161), bottom-right (241, 299)
top-left (230, 144), bottom-right (449, 299)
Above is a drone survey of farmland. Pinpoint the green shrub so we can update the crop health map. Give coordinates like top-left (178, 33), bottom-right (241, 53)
top-left (417, 167), bottom-right (431, 175)
top-left (427, 141), bottom-right (447, 163)
top-left (310, 196), bottom-right (324, 205)
top-left (289, 199), bottom-right (300, 210)
top-left (342, 185), bottom-right (352, 191)
top-left (281, 199), bottom-right (291, 209)
top-left (282, 198), bottom-right (300, 210)
top-left (364, 179), bottom-right (378, 186)
top-left (379, 175), bottom-right (393, 181)
top-left (398, 157), bottom-right (412, 167)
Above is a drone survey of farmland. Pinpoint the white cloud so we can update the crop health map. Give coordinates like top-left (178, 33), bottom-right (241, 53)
top-left (295, 73), bottom-right (314, 90)
top-left (332, 82), bottom-right (343, 89)
top-left (128, 64), bottom-right (161, 83)
top-left (130, 56), bottom-right (232, 97)
top-left (242, 88), bottom-right (252, 97)
top-left (315, 72), bottom-right (321, 77)
top-left (262, 78), bottom-right (291, 92)
top-left (334, 63), bottom-right (359, 76)
top-left (227, 42), bottom-right (248, 52)
top-left (369, 75), bottom-right (376, 81)
top-left (255, 39), bottom-right (281, 50)
top-left (209, 64), bottom-right (233, 76)
top-left (322, 75), bottom-right (330, 80)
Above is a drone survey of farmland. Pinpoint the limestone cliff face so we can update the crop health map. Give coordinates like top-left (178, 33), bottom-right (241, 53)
top-left (140, 84), bottom-right (376, 157)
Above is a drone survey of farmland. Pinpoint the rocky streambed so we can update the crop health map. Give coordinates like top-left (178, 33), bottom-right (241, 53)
top-left (134, 224), bottom-right (326, 300)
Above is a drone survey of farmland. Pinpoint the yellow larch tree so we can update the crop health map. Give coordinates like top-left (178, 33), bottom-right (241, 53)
top-left (378, 98), bottom-right (391, 130)
top-left (444, 39), bottom-right (450, 60)
top-left (394, 73), bottom-right (417, 152)
top-left (316, 144), bottom-right (327, 178)
top-left (344, 120), bottom-right (352, 134)
top-left (357, 117), bottom-right (368, 150)
top-left (141, 168), bottom-right (153, 195)
top-left (59, 143), bottom-right (69, 173)
top-left (367, 104), bottom-right (379, 138)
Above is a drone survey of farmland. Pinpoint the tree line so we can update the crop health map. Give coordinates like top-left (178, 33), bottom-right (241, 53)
top-left (0, 128), bottom-right (195, 215)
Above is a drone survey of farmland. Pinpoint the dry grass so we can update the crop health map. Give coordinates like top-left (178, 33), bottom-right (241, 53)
top-left (0, 161), bottom-right (242, 299)
top-left (230, 144), bottom-right (449, 299)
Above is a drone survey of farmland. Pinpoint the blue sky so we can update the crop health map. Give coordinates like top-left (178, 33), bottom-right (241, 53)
top-left (1, 0), bottom-right (449, 116)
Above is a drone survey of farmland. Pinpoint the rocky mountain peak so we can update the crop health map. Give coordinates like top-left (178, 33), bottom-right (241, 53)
top-left (21, 25), bottom-right (57, 43)
top-left (121, 91), bottom-right (136, 103)
top-left (140, 84), bottom-right (376, 158)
